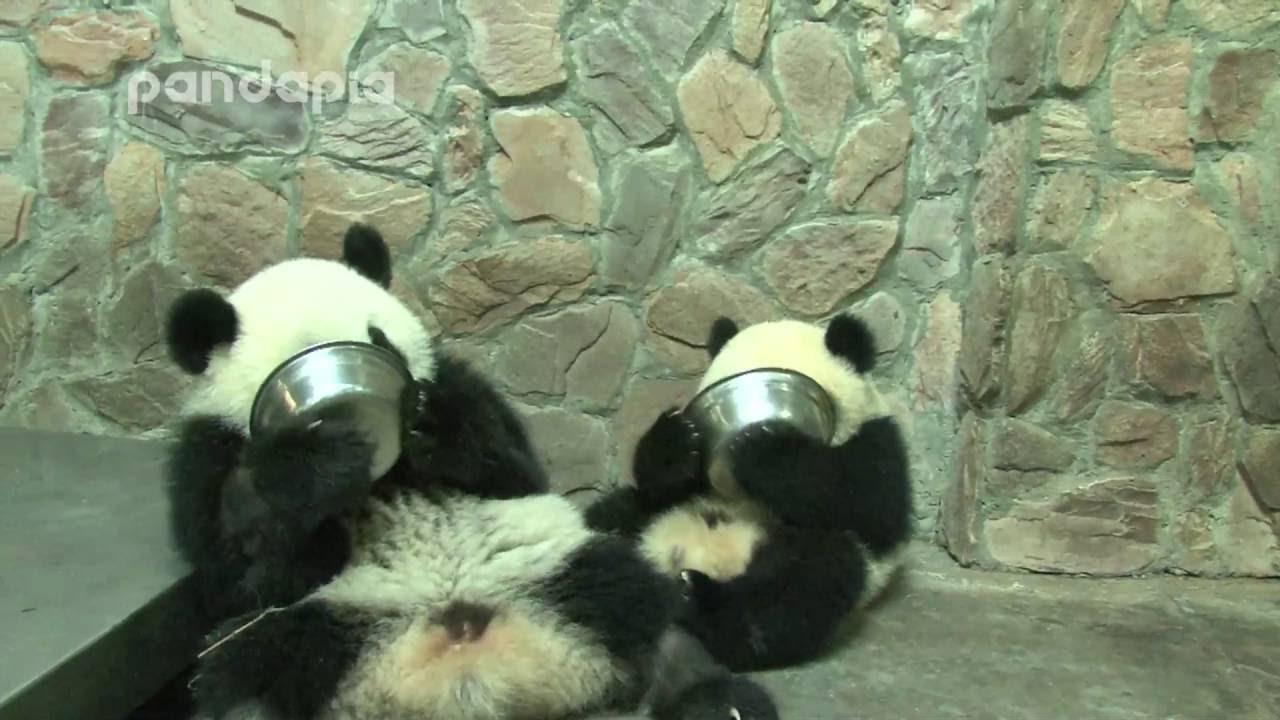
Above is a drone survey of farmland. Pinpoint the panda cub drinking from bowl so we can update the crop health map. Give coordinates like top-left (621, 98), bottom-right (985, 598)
top-left (163, 225), bottom-right (777, 720)
top-left (587, 315), bottom-right (914, 671)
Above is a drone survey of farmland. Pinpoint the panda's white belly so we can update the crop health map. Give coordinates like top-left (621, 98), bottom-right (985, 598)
top-left (252, 493), bottom-right (624, 720)
top-left (320, 491), bottom-right (593, 610)
top-left (327, 604), bottom-right (622, 720)
top-left (639, 496), bottom-right (769, 583)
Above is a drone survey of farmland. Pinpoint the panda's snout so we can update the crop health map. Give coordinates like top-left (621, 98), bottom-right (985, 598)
top-left (436, 601), bottom-right (496, 643)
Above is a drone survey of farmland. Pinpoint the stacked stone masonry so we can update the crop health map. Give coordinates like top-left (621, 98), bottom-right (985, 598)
top-left (0, 0), bottom-right (1276, 577)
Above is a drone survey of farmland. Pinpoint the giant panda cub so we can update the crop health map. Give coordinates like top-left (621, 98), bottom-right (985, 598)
top-left (163, 226), bottom-right (777, 720)
top-left (165, 225), bottom-right (551, 623)
top-left (587, 315), bottom-right (914, 672)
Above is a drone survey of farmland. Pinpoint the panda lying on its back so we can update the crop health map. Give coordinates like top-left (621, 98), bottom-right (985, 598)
top-left (587, 315), bottom-right (914, 672)
top-left (163, 226), bottom-right (778, 720)
top-left (194, 491), bottom-right (776, 720)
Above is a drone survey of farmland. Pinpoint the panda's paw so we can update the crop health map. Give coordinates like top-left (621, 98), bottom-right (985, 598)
top-left (251, 418), bottom-right (370, 461)
top-left (656, 676), bottom-right (779, 720)
top-left (245, 421), bottom-right (377, 525)
top-left (727, 421), bottom-right (816, 488)
top-left (634, 408), bottom-right (706, 503)
top-left (679, 569), bottom-right (723, 608)
top-left (651, 408), bottom-right (704, 460)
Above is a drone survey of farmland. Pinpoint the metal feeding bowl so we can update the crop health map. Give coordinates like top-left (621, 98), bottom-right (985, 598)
top-left (683, 368), bottom-right (836, 493)
top-left (249, 340), bottom-right (414, 480)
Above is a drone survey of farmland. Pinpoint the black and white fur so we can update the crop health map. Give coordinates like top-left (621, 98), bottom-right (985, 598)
top-left (587, 315), bottom-right (914, 672)
top-left (165, 225), bottom-right (549, 622)
top-left (164, 226), bottom-right (776, 720)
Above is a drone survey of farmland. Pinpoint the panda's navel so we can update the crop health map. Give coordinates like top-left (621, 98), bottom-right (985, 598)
top-left (436, 601), bottom-right (496, 644)
top-left (700, 509), bottom-right (729, 529)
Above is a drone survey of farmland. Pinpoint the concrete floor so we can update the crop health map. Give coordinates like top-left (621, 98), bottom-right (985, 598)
top-left (11, 426), bottom-right (1275, 719)
top-left (128, 544), bottom-right (1280, 720)
top-left (747, 545), bottom-right (1280, 720)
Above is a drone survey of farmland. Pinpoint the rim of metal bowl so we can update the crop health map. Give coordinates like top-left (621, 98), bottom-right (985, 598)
top-left (248, 339), bottom-right (413, 438)
top-left (686, 366), bottom-right (837, 436)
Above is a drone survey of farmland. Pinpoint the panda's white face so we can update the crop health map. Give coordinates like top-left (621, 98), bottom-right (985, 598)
top-left (697, 320), bottom-right (888, 446)
top-left (181, 258), bottom-right (435, 432)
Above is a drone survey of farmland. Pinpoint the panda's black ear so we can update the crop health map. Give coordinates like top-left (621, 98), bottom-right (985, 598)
top-left (166, 288), bottom-right (239, 375)
top-left (825, 314), bottom-right (877, 373)
top-left (342, 223), bottom-right (392, 288)
top-left (707, 317), bottom-right (739, 358)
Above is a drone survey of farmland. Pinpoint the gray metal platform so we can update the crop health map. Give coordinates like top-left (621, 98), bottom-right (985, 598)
top-left (0, 427), bottom-right (199, 720)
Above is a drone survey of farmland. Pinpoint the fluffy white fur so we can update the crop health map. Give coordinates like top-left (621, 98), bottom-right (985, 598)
top-left (226, 494), bottom-right (626, 720)
top-left (640, 497), bottom-right (768, 582)
top-left (182, 258), bottom-right (436, 432)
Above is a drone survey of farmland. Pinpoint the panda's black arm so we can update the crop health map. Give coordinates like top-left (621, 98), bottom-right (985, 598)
top-left (166, 416), bottom-right (246, 562)
top-left (631, 408), bottom-right (711, 509)
top-left (587, 407), bottom-right (714, 534)
top-left (166, 416), bottom-right (367, 618)
top-left (393, 353), bottom-right (550, 499)
top-left (729, 418), bottom-right (913, 552)
top-left (237, 420), bottom-right (377, 556)
top-left (165, 416), bottom-right (262, 619)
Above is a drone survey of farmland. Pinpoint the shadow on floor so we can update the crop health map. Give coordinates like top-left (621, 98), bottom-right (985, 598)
top-left (128, 667), bottom-right (196, 720)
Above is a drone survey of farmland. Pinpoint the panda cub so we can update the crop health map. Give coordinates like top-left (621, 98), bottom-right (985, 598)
top-left (165, 225), bottom-right (550, 623)
top-left (587, 315), bottom-right (914, 672)
top-left (163, 226), bottom-right (777, 720)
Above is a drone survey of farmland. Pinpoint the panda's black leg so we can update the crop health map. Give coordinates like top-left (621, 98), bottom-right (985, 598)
top-left (652, 675), bottom-right (779, 720)
top-left (397, 353), bottom-right (549, 499)
top-left (728, 419), bottom-right (913, 552)
top-left (536, 536), bottom-right (682, 660)
top-left (677, 528), bottom-right (865, 672)
top-left (585, 486), bottom-right (657, 536)
top-left (643, 627), bottom-right (779, 720)
top-left (556, 565), bottom-right (780, 720)
top-left (238, 518), bottom-right (352, 611)
top-left (193, 601), bottom-right (366, 720)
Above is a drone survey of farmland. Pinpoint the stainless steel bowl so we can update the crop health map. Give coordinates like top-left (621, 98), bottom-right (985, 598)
top-left (249, 340), bottom-right (413, 480)
top-left (684, 368), bottom-right (835, 493)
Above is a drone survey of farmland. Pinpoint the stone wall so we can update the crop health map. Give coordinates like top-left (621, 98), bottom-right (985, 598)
top-left (937, 0), bottom-right (1280, 578)
top-left (0, 1), bottom-right (1277, 576)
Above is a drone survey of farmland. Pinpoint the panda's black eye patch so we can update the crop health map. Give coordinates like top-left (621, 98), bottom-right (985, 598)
top-left (367, 325), bottom-right (408, 365)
